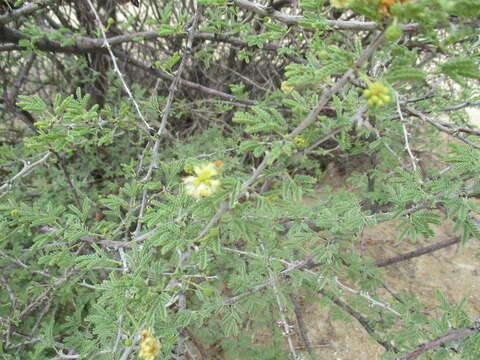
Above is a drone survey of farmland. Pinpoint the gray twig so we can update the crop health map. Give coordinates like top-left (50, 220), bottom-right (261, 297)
top-left (85, 0), bottom-right (151, 133)
top-left (0, 151), bottom-right (51, 193)
top-left (289, 293), bottom-right (315, 359)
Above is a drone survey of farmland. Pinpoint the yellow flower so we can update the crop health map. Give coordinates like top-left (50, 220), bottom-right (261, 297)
top-left (331, 0), bottom-right (350, 9)
top-left (293, 135), bottom-right (307, 149)
top-left (281, 81), bottom-right (294, 94)
top-left (183, 163), bottom-right (221, 199)
top-left (363, 81), bottom-right (391, 107)
top-left (138, 329), bottom-right (160, 360)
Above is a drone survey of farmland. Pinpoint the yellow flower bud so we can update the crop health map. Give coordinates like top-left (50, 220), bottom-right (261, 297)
top-left (364, 81), bottom-right (391, 107)
top-left (293, 136), bottom-right (307, 149)
top-left (281, 82), bottom-right (294, 94)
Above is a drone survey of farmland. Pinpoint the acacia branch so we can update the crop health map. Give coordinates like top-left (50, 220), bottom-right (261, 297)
top-left (395, 320), bottom-right (480, 360)
top-left (0, 151), bottom-right (51, 193)
top-left (443, 100), bottom-right (480, 112)
top-left (220, 246), bottom-right (399, 353)
top-left (289, 293), bottom-right (315, 358)
top-left (405, 106), bottom-right (480, 149)
top-left (0, 0), bottom-right (56, 25)
top-left (376, 236), bottom-right (461, 267)
top-left (50, 150), bottom-right (82, 208)
top-left (222, 252), bottom-right (317, 305)
top-left (0, 0), bottom-right (417, 32)
top-left (271, 275), bottom-right (298, 359)
top-left (0, 24), bottom-right (299, 60)
top-left (222, 247), bottom-right (400, 316)
top-left (6, 53), bottom-right (36, 103)
top-left (114, 50), bottom-right (256, 105)
top-left (434, 121), bottom-right (480, 137)
top-left (113, 31), bottom-right (389, 291)
top-left (231, 0), bottom-right (420, 31)
top-left (141, 5), bottom-right (204, 182)
top-left (85, 0), bottom-right (151, 133)
top-left (289, 31), bottom-right (385, 139)
top-left (320, 289), bottom-right (399, 353)
top-left (1, 54), bottom-right (38, 132)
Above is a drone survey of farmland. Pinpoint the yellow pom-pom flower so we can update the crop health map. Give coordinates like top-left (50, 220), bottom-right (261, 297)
top-left (183, 163), bottom-right (221, 199)
top-left (281, 82), bottom-right (294, 94)
top-left (138, 329), bottom-right (160, 360)
top-left (363, 81), bottom-right (391, 107)
top-left (293, 135), bottom-right (307, 149)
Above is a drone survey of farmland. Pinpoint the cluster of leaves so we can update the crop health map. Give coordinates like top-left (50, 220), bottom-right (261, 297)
top-left (0, 0), bottom-right (480, 359)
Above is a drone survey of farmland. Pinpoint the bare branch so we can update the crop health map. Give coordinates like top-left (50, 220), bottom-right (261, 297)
top-left (0, 25), bottom-right (302, 63)
top-left (141, 5), bottom-right (204, 182)
top-left (289, 293), bottom-right (315, 359)
top-left (115, 50), bottom-right (256, 105)
top-left (405, 106), bottom-right (480, 149)
top-left (395, 320), bottom-right (480, 360)
top-left (442, 100), bottom-right (480, 112)
top-left (85, 0), bottom-right (152, 132)
top-left (0, 151), bottom-right (51, 193)
top-left (0, 0), bottom-right (56, 25)
top-left (271, 277), bottom-right (298, 359)
top-left (396, 92), bottom-right (419, 173)
top-left (376, 236), bottom-right (461, 267)
top-left (321, 288), bottom-right (399, 353)
top-left (231, 0), bottom-right (419, 31)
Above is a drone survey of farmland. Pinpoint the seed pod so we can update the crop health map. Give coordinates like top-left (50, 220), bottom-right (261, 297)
top-left (385, 24), bottom-right (403, 42)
